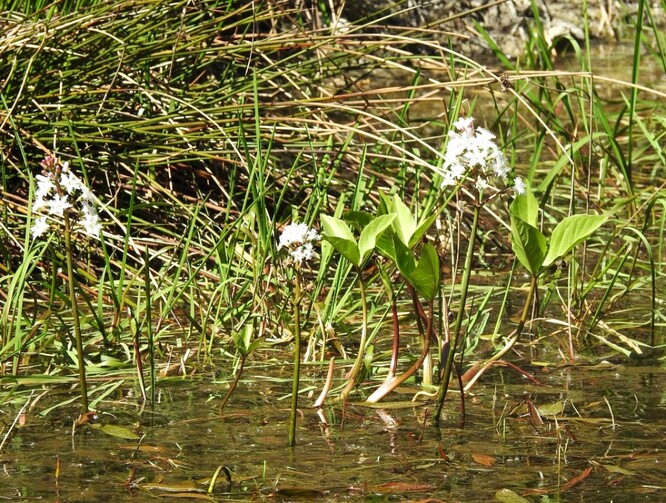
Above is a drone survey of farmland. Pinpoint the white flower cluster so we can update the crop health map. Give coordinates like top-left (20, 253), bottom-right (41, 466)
top-left (31, 156), bottom-right (102, 239)
top-left (278, 222), bottom-right (319, 265)
top-left (442, 117), bottom-right (525, 195)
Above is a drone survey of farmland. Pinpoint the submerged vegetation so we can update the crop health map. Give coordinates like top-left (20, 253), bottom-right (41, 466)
top-left (1, 0), bottom-right (665, 498)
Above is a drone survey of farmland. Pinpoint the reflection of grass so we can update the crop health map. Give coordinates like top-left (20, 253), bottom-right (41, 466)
top-left (0, 1), bottom-right (663, 418)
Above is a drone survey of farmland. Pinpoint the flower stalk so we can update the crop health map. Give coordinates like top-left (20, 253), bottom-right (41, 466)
top-left (63, 210), bottom-right (89, 412)
top-left (288, 269), bottom-right (302, 447)
top-left (278, 221), bottom-right (319, 446)
top-left (434, 197), bottom-right (480, 425)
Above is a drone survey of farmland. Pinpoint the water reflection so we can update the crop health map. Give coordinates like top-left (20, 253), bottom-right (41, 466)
top-left (2, 361), bottom-right (665, 501)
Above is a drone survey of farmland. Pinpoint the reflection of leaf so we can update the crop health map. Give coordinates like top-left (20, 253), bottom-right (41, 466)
top-left (601, 464), bottom-right (637, 476)
top-left (536, 401), bottom-right (565, 416)
top-left (271, 488), bottom-right (325, 498)
top-left (372, 482), bottom-right (437, 493)
top-left (495, 488), bottom-right (532, 503)
top-left (471, 452), bottom-right (496, 466)
top-left (92, 423), bottom-right (140, 439)
top-left (167, 493), bottom-right (214, 500)
top-left (142, 482), bottom-right (202, 493)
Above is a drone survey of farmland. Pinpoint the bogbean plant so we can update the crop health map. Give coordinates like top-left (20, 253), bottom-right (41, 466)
top-left (29, 154), bottom-right (102, 414)
top-left (315, 117), bottom-right (606, 427)
top-left (277, 222), bottom-right (320, 446)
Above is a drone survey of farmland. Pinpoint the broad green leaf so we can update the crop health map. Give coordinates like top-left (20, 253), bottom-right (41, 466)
top-left (324, 237), bottom-right (361, 266)
top-left (344, 210), bottom-right (373, 232)
top-left (393, 234), bottom-right (416, 279)
top-left (542, 213), bottom-right (608, 267)
top-left (358, 214), bottom-right (396, 265)
top-left (321, 214), bottom-right (355, 241)
top-left (510, 185), bottom-right (539, 227)
top-left (392, 194), bottom-right (416, 246)
top-left (377, 191), bottom-right (393, 216)
top-left (409, 243), bottom-right (440, 301)
top-left (321, 214), bottom-right (360, 266)
top-left (510, 216), bottom-right (547, 276)
top-left (408, 212), bottom-right (438, 249)
top-left (92, 424), bottom-right (140, 440)
top-left (375, 229), bottom-right (397, 261)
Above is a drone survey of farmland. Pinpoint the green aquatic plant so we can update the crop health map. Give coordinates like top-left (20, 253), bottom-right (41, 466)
top-left (219, 322), bottom-right (262, 412)
top-left (509, 185), bottom-right (608, 354)
top-left (434, 117), bottom-right (524, 425)
top-left (321, 212), bottom-right (396, 401)
top-left (368, 192), bottom-right (440, 396)
top-left (29, 154), bottom-right (102, 413)
top-left (277, 221), bottom-right (320, 446)
top-left (460, 185), bottom-right (609, 391)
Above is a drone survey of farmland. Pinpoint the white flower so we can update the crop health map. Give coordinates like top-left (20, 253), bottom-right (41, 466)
top-left (278, 222), bottom-right (319, 265)
top-left (80, 211), bottom-right (102, 237)
top-left (48, 194), bottom-right (72, 217)
top-left (31, 216), bottom-right (50, 238)
top-left (278, 222), bottom-right (319, 249)
top-left (441, 117), bottom-right (510, 192)
top-left (60, 166), bottom-right (82, 194)
top-left (513, 177), bottom-right (526, 195)
top-left (35, 174), bottom-right (55, 199)
top-left (80, 200), bottom-right (98, 217)
top-left (291, 242), bottom-right (315, 264)
top-left (475, 177), bottom-right (490, 191)
top-left (31, 155), bottom-right (102, 240)
top-left (33, 194), bottom-right (48, 212)
top-left (79, 185), bottom-right (95, 204)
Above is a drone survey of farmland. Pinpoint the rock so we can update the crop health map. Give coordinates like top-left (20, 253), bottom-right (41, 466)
top-left (335, 0), bottom-right (665, 58)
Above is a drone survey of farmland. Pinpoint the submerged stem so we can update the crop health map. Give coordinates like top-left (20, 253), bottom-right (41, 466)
top-left (462, 274), bottom-right (538, 391)
top-left (219, 354), bottom-right (246, 412)
top-left (288, 270), bottom-right (302, 447)
top-left (434, 203), bottom-right (480, 425)
top-left (64, 211), bottom-right (88, 413)
top-left (338, 268), bottom-right (368, 402)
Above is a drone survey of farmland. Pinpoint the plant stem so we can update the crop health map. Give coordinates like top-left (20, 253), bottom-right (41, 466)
top-left (288, 269), bottom-right (302, 447)
top-left (219, 354), bottom-right (246, 412)
top-left (461, 274), bottom-right (538, 391)
top-left (365, 299), bottom-right (434, 403)
top-left (63, 211), bottom-right (88, 413)
top-left (145, 245), bottom-right (155, 404)
top-left (434, 203), bottom-right (480, 425)
top-left (338, 268), bottom-right (368, 402)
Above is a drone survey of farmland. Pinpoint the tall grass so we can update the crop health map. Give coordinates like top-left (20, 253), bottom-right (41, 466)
top-left (0, 0), bottom-right (664, 417)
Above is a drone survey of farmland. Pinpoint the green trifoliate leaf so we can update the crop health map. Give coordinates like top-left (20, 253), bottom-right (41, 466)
top-left (358, 213), bottom-right (396, 265)
top-left (321, 214), bottom-right (360, 266)
top-left (542, 213), bottom-right (608, 267)
top-left (393, 234), bottom-right (416, 279)
top-left (510, 215), bottom-right (547, 276)
top-left (392, 194), bottom-right (416, 246)
top-left (510, 185), bottom-right (539, 227)
top-left (409, 243), bottom-right (440, 301)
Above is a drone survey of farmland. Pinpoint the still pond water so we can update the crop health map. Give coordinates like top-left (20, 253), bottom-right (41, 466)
top-left (2, 358), bottom-right (665, 502)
